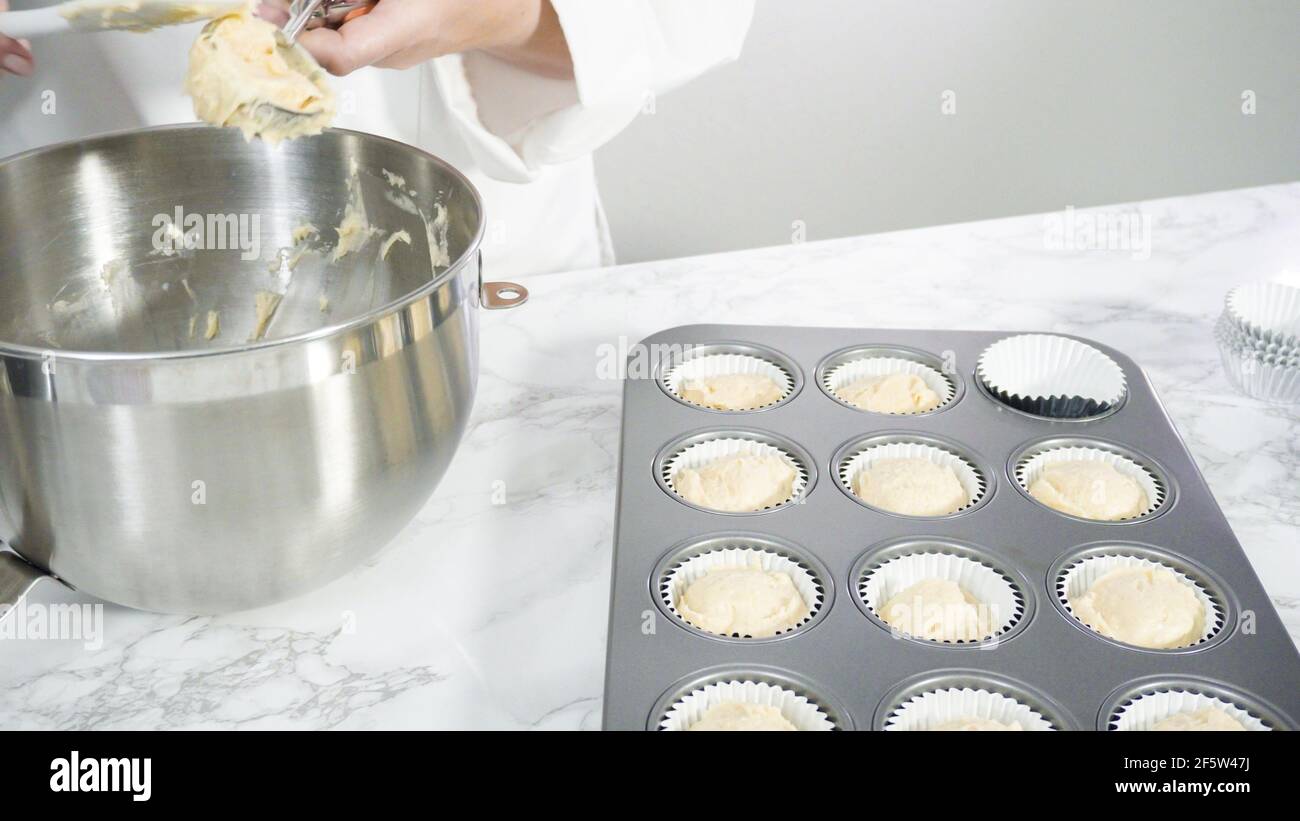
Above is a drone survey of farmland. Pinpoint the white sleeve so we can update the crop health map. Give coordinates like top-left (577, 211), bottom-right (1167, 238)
top-left (428, 0), bottom-right (756, 184)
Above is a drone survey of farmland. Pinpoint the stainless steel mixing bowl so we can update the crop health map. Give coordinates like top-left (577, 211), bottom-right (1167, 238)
top-left (0, 125), bottom-right (526, 614)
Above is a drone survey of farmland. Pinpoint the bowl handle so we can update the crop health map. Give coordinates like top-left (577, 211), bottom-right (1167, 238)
top-left (477, 250), bottom-right (529, 310)
top-left (0, 551), bottom-right (50, 623)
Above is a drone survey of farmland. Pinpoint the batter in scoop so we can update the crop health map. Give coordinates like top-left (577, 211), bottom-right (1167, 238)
top-left (186, 8), bottom-right (336, 145)
top-left (60, 0), bottom-right (244, 31)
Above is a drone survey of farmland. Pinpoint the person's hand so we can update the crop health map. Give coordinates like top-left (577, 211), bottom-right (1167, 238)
top-left (0, 1), bottom-right (35, 77)
top-left (284, 0), bottom-right (571, 79)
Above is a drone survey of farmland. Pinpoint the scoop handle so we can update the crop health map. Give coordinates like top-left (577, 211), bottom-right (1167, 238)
top-left (0, 7), bottom-right (72, 39)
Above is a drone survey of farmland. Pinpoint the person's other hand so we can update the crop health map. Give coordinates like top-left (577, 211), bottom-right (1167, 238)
top-left (294, 0), bottom-right (570, 79)
top-left (1, 1), bottom-right (35, 77)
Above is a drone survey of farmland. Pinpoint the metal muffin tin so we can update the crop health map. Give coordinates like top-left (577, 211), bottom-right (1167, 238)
top-left (602, 325), bottom-right (1300, 730)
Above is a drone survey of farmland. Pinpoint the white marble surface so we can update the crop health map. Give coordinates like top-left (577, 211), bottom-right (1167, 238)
top-left (1, 183), bottom-right (1297, 730)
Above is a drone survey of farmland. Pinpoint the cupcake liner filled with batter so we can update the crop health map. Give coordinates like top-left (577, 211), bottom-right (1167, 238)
top-left (1109, 688), bottom-right (1271, 731)
top-left (662, 435), bottom-right (809, 513)
top-left (661, 546), bottom-right (824, 639)
top-left (1015, 443), bottom-right (1166, 522)
top-left (1057, 552), bottom-right (1223, 650)
top-left (659, 679), bottom-right (836, 731)
top-left (822, 355), bottom-right (955, 415)
top-left (859, 550), bottom-right (1022, 644)
top-left (662, 351), bottom-right (795, 412)
top-left (838, 439), bottom-right (986, 517)
top-left (883, 686), bottom-right (1056, 731)
top-left (977, 333), bottom-right (1127, 419)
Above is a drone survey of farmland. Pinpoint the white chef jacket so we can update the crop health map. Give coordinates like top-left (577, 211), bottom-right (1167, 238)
top-left (0, 1), bottom-right (755, 277)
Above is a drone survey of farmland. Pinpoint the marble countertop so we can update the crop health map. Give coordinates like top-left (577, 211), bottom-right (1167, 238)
top-left (2, 183), bottom-right (1297, 730)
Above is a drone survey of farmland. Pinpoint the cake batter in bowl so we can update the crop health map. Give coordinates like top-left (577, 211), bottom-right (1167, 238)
top-left (0, 125), bottom-right (525, 613)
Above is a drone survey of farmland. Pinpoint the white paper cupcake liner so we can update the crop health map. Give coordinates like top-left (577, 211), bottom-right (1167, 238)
top-left (839, 441), bottom-right (985, 516)
top-left (1111, 690), bottom-right (1271, 731)
top-left (977, 334), bottom-right (1127, 418)
top-left (659, 679), bottom-right (836, 731)
top-left (662, 353), bottom-right (794, 411)
top-left (884, 687), bottom-right (1056, 731)
top-left (664, 437), bottom-right (808, 510)
top-left (859, 552), bottom-right (1022, 643)
top-left (1216, 333), bottom-right (1300, 404)
top-left (823, 356), bottom-right (955, 414)
top-left (1215, 311), bottom-right (1300, 361)
top-left (1225, 281), bottom-right (1300, 348)
top-left (1015, 445), bottom-right (1165, 520)
top-left (662, 547), bottom-right (823, 638)
top-left (1057, 553), bottom-right (1223, 649)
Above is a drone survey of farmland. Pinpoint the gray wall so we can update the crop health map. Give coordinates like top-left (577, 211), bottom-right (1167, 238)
top-left (595, 0), bottom-right (1300, 264)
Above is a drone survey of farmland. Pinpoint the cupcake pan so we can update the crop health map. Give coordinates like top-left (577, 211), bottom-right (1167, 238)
top-left (604, 326), bottom-right (1300, 730)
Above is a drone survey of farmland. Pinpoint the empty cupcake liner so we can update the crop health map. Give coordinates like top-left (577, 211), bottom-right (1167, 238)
top-left (977, 334), bottom-right (1127, 419)
top-left (662, 547), bottom-right (823, 638)
top-left (1015, 445), bottom-right (1165, 521)
top-left (1110, 689), bottom-right (1271, 731)
top-left (663, 352), bottom-right (794, 411)
top-left (859, 552), bottom-right (1022, 643)
top-left (664, 437), bottom-right (808, 511)
top-left (1225, 281), bottom-right (1300, 349)
top-left (1057, 553), bottom-right (1223, 649)
top-left (1216, 334), bottom-right (1300, 404)
top-left (884, 687), bottom-right (1056, 731)
top-left (1215, 312), bottom-right (1300, 362)
top-left (659, 679), bottom-right (836, 731)
top-left (839, 441), bottom-right (985, 516)
top-left (1216, 319), bottom-right (1300, 376)
top-left (823, 356), bottom-right (955, 414)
